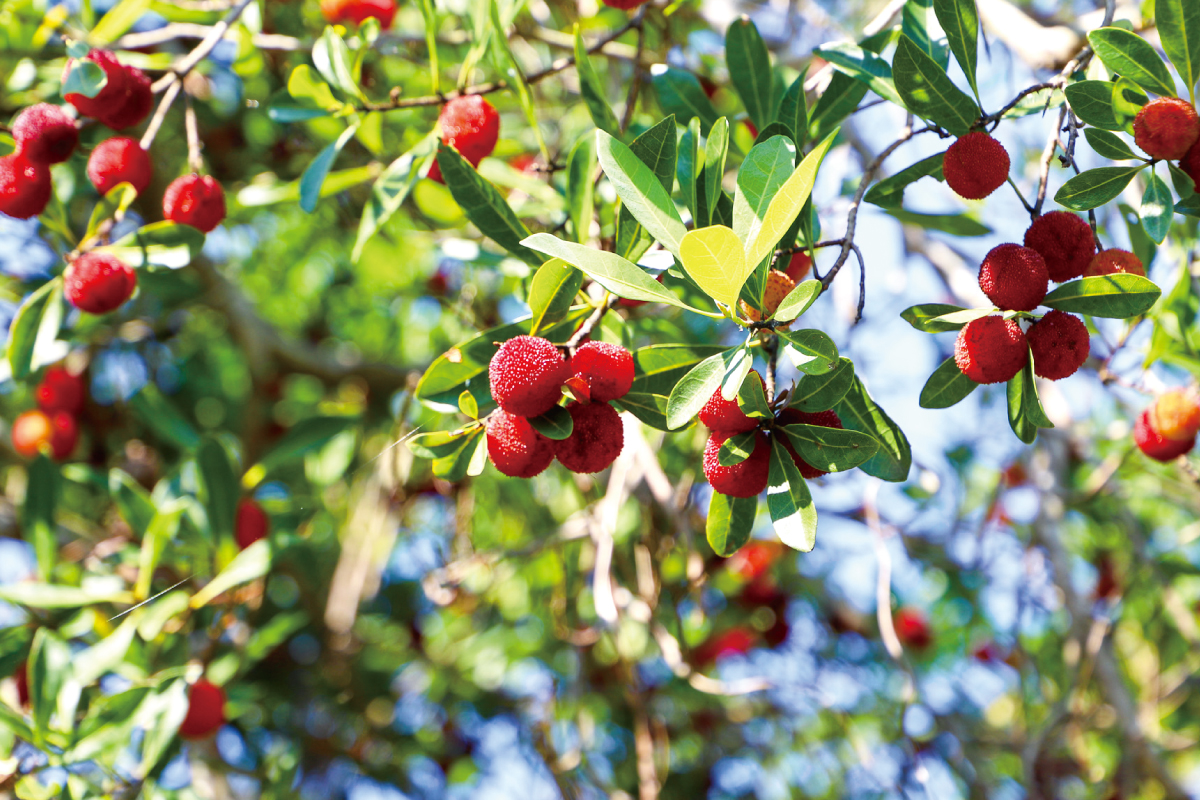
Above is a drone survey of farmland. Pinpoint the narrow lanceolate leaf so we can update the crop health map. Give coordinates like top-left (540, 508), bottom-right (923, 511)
top-left (574, 25), bottom-right (622, 137)
top-left (24, 458), bottom-right (57, 582)
top-left (353, 134), bottom-right (437, 261)
top-left (718, 430), bottom-right (758, 466)
top-left (190, 539), bottom-right (272, 608)
top-left (528, 258), bottom-right (584, 335)
top-left (135, 501), bottom-right (186, 602)
top-left (437, 143), bottom-right (543, 267)
top-left (734, 136), bottom-right (799, 250)
top-left (313, 26), bottom-right (365, 101)
top-left (678, 118), bottom-right (702, 226)
top-left (489, 2), bottom-right (547, 160)
top-left (680, 225), bottom-right (750, 310)
top-left (1007, 360), bottom-right (1052, 444)
top-left (775, 75), bottom-right (808, 149)
top-left (773, 279), bottom-right (822, 322)
top-left (726, 17), bottom-right (774, 129)
top-left (1140, 171), bottom-right (1173, 245)
top-left (706, 492), bottom-right (756, 557)
top-left (919, 356), bottom-right (978, 409)
top-left (597, 129), bottom-right (687, 257)
top-left (1041, 274), bottom-right (1161, 318)
top-left (767, 440), bottom-right (818, 552)
top-left (1054, 166), bottom-right (1145, 212)
top-left (703, 117), bottom-right (730, 227)
top-left (903, 0), bottom-right (949, 68)
top-left (809, 71), bottom-right (868, 143)
top-left (901, 303), bottom-right (965, 331)
top-left (891, 34), bottom-right (980, 136)
top-left (650, 65), bottom-right (720, 133)
top-left (566, 136), bottom-right (597, 244)
top-left (1083, 128), bottom-right (1139, 161)
top-left (665, 350), bottom-right (730, 430)
top-left (835, 377), bottom-right (912, 482)
top-left (7, 279), bottom-right (60, 381)
top-left (300, 123), bottom-right (360, 213)
top-left (792, 358), bottom-right (856, 412)
top-left (745, 130), bottom-right (837, 272)
top-left (815, 42), bottom-right (902, 107)
top-left (1088, 27), bottom-right (1177, 99)
top-left (720, 346), bottom-right (754, 401)
top-left (615, 117), bottom-right (678, 262)
top-left (864, 152), bottom-right (945, 208)
top-left (1157, 0), bottom-right (1200, 99)
top-left (933, 0), bottom-right (979, 101)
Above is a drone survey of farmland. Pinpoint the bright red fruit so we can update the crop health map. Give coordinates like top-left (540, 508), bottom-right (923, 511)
top-left (698, 372), bottom-right (763, 434)
top-left (978, 243), bottom-right (1048, 311)
top-left (36, 366), bottom-right (85, 415)
top-left (0, 154), bottom-right (52, 219)
top-left (555, 402), bottom-right (624, 473)
top-left (320, 0), bottom-right (397, 27)
top-left (1084, 249), bottom-right (1145, 278)
top-left (702, 430), bottom-right (771, 498)
top-left (776, 408), bottom-right (844, 479)
top-left (692, 627), bottom-right (757, 665)
top-left (570, 341), bottom-right (634, 402)
top-left (1150, 389), bottom-right (1200, 441)
top-left (65, 252), bottom-right (138, 314)
top-left (235, 498), bottom-right (270, 549)
top-left (13, 104), bottom-right (79, 165)
top-left (12, 410), bottom-right (77, 461)
top-left (87, 137), bottom-right (153, 195)
top-left (893, 607), bottom-right (933, 650)
top-left (726, 541), bottom-right (783, 581)
top-left (1132, 97), bottom-right (1200, 161)
top-left (179, 678), bottom-right (226, 739)
top-left (486, 409), bottom-right (555, 478)
top-left (784, 251), bottom-right (812, 282)
top-left (1026, 310), bottom-right (1089, 380)
top-left (63, 50), bottom-right (152, 131)
top-left (1134, 407), bottom-right (1195, 462)
top-left (954, 316), bottom-right (1028, 385)
top-left (1023, 211), bottom-right (1095, 283)
top-left (942, 132), bottom-right (1010, 200)
top-left (488, 336), bottom-right (568, 418)
top-left (428, 96), bottom-right (500, 183)
top-left (163, 173), bottom-right (226, 233)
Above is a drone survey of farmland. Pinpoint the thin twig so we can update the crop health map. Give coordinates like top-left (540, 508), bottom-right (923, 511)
top-left (139, 79), bottom-right (182, 151)
top-left (185, 94), bottom-right (203, 173)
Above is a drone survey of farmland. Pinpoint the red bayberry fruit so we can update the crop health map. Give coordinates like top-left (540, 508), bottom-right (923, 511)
top-left (973, 642), bottom-right (1000, 663)
top-left (1134, 406), bottom-right (1195, 461)
top-left (0, 154), bottom-right (51, 220)
top-left (486, 409), bottom-right (555, 478)
top-left (702, 430), bottom-right (771, 498)
top-left (1133, 97), bottom-right (1200, 161)
top-left (235, 498), bottom-right (270, 549)
top-left (1026, 310), bottom-right (1089, 380)
top-left (775, 407), bottom-right (844, 479)
top-left (555, 402), bottom-right (624, 473)
top-left (87, 137), bottom-right (152, 196)
top-left (101, 65), bottom-right (152, 131)
top-left (427, 96), bottom-right (500, 183)
top-left (179, 678), bottom-right (226, 740)
top-left (954, 316), bottom-right (1029, 384)
top-left (784, 251), bottom-right (812, 282)
top-left (893, 607), bottom-right (933, 649)
top-left (942, 132), bottom-right (1010, 200)
top-left (1181, 137), bottom-right (1200, 188)
top-left (488, 335), bottom-right (568, 418)
top-left (570, 341), bottom-right (634, 402)
top-left (12, 410), bottom-right (77, 461)
top-left (63, 51), bottom-right (152, 131)
top-left (978, 243), bottom-right (1048, 311)
top-left (692, 627), bottom-right (757, 665)
top-left (726, 540), bottom-right (783, 581)
top-left (14, 662), bottom-right (28, 707)
top-left (601, 0), bottom-right (649, 9)
top-left (36, 366), bottom-right (85, 415)
top-left (1084, 249), bottom-right (1145, 278)
top-left (13, 104), bottom-right (79, 165)
top-left (163, 173), bottom-right (226, 233)
top-left (1150, 388), bottom-right (1200, 441)
top-left (65, 252), bottom-right (137, 314)
top-left (320, 0), bottom-right (396, 27)
top-left (741, 269), bottom-right (798, 324)
top-left (1023, 211), bottom-right (1096, 283)
top-left (699, 372), bottom-right (764, 434)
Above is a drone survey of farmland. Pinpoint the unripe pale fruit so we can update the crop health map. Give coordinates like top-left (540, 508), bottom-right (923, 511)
top-left (36, 366), bottom-right (85, 415)
top-left (486, 409), bottom-right (555, 478)
top-left (0, 154), bottom-right (52, 220)
top-left (555, 402), bottom-right (624, 473)
top-left (1150, 389), bottom-right (1200, 441)
top-left (569, 341), bottom-right (634, 402)
top-left (1023, 211), bottom-right (1095, 283)
top-left (1132, 97), bottom-right (1200, 161)
top-left (942, 132), bottom-right (1010, 200)
top-left (978, 243), bottom-right (1048, 311)
top-left (702, 430), bottom-right (770, 498)
top-left (1084, 249), bottom-right (1145, 278)
top-left (87, 137), bottom-right (152, 195)
top-left (1134, 407), bottom-right (1195, 461)
top-left (163, 174), bottom-right (226, 233)
top-left (893, 607), bottom-right (933, 649)
top-left (179, 678), bottom-right (226, 740)
top-left (320, 0), bottom-right (397, 27)
top-left (784, 251), bottom-right (812, 282)
top-left (776, 407), bottom-right (843, 479)
top-left (235, 498), bottom-right (270, 549)
top-left (13, 104), bottom-right (79, 165)
top-left (954, 316), bottom-right (1028, 385)
top-left (65, 252), bottom-right (137, 314)
top-left (12, 410), bottom-right (77, 461)
top-left (1026, 310), bottom-right (1089, 380)
top-left (741, 269), bottom-right (797, 324)
top-left (427, 96), bottom-right (500, 183)
top-left (488, 335), bottom-right (568, 417)
top-left (699, 372), bottom-right (763, 434)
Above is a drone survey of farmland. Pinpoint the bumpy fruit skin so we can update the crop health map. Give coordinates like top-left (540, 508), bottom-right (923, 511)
top-left (1134, 407), bottom-right (1195, 461)
top-left (235, 498), bottom-right (270, 549)
top-left (741, 269), bottom-right (797, 323)
top-left (954, 316), bottom-right (1029, 384)
top-left (702, 430), bottom-right (770, 498)
top-left (0, 154), bottom-right (51, 219)
top-left (1023, 211), bottom-right (1095, 283)
top-left (1150, 389), bottom-right (1200, 441)
top-left (1084, 248), bottom-right (1145, 278)
top-left (1133, 97), bottom-right (1200, 161)
top-left (555, 402), bottom-right (624, 473)
top-left (570, 341), bottom-right (634, 402)
top-left (87, 137), bottom-right (153, 195)
top-left (428, 96), bottom-right (500, 183)
top-left (13, 104), bottom-right (79, 165)
top-left (1181, 137), bottom-right (1200, 188)
top-left (942, 132), bottom-right (1010, 200)
top-left (320, 0), bottom-right (396, 27)
top-left (179, 679), bottom-right (226, 740)
top-left (486, 409), bottom-right (555, 478)
top-left (1026, 310), bottom-right (1089, 380)
top-left (784, 251), bottom-right (812, 283)
top-left (698, 372), bottom-right (764, 434)
top-left (63, 51), bottom-right (152, 131)
top-left (36, 366), bottom-right (85, 414)
top-left (978, 243), bottom-right (1048, 311)
top-left (65, 252), bottom-right (137, 314)
top-left (488, 335), bottom-right (568, 417)
top-left (893, 608), bottom-right (933, 649)
top-left (163, 174), bottom-right (226, 233)
top-left (776, 407), bottom-right (844, 479)
top-left (12, 410), bottom-right (77, 461)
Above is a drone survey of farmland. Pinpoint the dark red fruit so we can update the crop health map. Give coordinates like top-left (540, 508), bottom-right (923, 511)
top-left (13, 104), bottom-right (79, 164)
top-left (0, 154), bottom-right (52, 219)
top-left (1023, 211), bottom-right (1096, 283)
top-left (776, 407), bottom-right (844, 479)
top-left (14, 662), bottom-right (28, 707)
top-left (235, 498), bottom-right (270, 549)
top-left (12, 410), bottom-right (77, 461)
top-left (1027, 310), bottom-right (1089, 380)
top-left (428, 96), bottom-right (500, 183)
top-left (87, 137), bottom-right (152, 195)
top-left (1084, 249), bottom-right (1145, 278)
top-left (1181, 137), bottom-right (1200, 188)
top-left (1134, 407), bottom-right (1195, 461)
top-left (692, 627), bottom-right (757, 665)
top-left (1132, 97), bottom-right (1200, 161)
top-left (702, 430), bottom-right (770, 498)
top-left (698, 371), bottom-right (763, 434)
top-left (163, 173), bottom-right (226, 233)
top-left (570, 341), bottom-right (633, 402)
top-left (488, 335), bottom-right (568, 417)
top-left (555, 402), bottom-right (624, 473)
top-left (893, 607), bottom-right (933, 649)
top-left (954, 316), bottom-right (1028, 385)
top-left (942, 132), bottom-right (1010, 200)
top-left (486, 409), bottom-right (555, 478)
top-left (36, 366), bottom-right (85, 415)
top-left (65, 252), bottom-right (137, 314)
top-left (978, 243), bottom-right (1048, 311)
top-left (179, 678), bottom-right (226, 739)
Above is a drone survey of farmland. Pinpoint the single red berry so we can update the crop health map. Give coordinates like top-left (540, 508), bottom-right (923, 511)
top-left (1023, 211), bottom-right (1096, 283)
top-left (87, 137), bottom-right (153, 196)
top-left (488, 335), bottom-right (569, 417)
top-left (726, 540), bottom-right (784, 581)
top-left (36, 366), bottom-right (85, 415)
top-left (1181, 136), bottom-right (1200, 188)
top-left (0, 154), bottom-right (52, 220)
top-left (1132, 97), bottom-right (1200, 161)
top-left (11, 410), bottom-right (77, 461)
top-left (179, 678), bottom-right (226, 740)
top-left (1084, 249), bottom-right (1145, 278)
top-left (163, 173), bottom-right (226, 233)
top-left (1026, 310), bottom-right (1089, 380)
top-left (570, 341), bottom-right (634, 402)
top-left (98, 64), bottom-right (152, 131)
top-left (978, 243), bottom-right (1048, 311)
top-left (954, 316), bottom-right (1028, 385)
top-left (1134, 407), bottom-right (1195, 461)
top-left (320, 0), bottom-right (396, 27)
top-left (692, 627), bottom-right (757, 665)
top-left (65, 252), bottom-right (138, 314)
top-left (14, 661), bottom-right (28, 707)
top-left (13, 104), bottom-right (79, 165)
top-left (427, 96), bottom-right (500, 183)
top-left (555, 402), bottom-right (624, 473)
top-left (973, 642), bottom-right (1000, 663)
top-left (1150, 388), bottom-right (1200, 441)
top-left (784, 251), bottom-right (812, 283)
top-left (486, 409), bottom-right (555, 478)
top-left (63, 50), bottom-right (128, 121)
top-left (942, 132), bottom-right (1010, 200)
top-left (601, 0), bottom-right (650, 9)
top-left (775, 407), bottom-right (844, 479)
top-left (235, 498), bottom-right (270, 549)
top-left (698, 371), bottom-right (764, 434)
top-left (893, 607), bottom-right (933, 650)
top-left (702, 429), bottom-right (770, 498)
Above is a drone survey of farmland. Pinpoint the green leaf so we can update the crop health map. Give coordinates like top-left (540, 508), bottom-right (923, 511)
top-left (679, 225), bottom-right (750, 309)
top-left (0, 583), bottom-right (132, 609)
top-left (779, 328), bottom-right (838, 375)
top-left (767, 439), bottom-right (817, 552)
top-left (300, 123), bottom-right (360, 213)
top-left (775, 75), bottom-right (808, 149)
top-left (198, 438), bottom-right (238, 541)
top-left (7, 280), bottom-right (59, 381)
top-left (835, 377), bottom-right (912, 482)
top-left (706, 492), bottom-right (757, 557)
top-left (665, 350), bottom-right (731, 430)
top-left (864, 152), bottom-right (945, 207)
top-left (1083, 127), bottom-right (1140, 161)
top-left (527, 405), bottom-right (573, 440)
top-left (918, 355), bottom-right (978, 408)
top-left (902, 0), bottom-right (949, 69)
top-left (891, 34), bottom-right (980, 135)
top-left (1088, 27), bottom-right (1176, 99)
top-left (933, 0), bottom-right (979, 100)
top-left (780, 423), bottom-right (880, 473)
top-left (407, 428), bottom-right (476, 460)
top-left (140, 680), bottom-right (190, 773)
top-left (1140, 170), bottom-right (1173, 244)
top-left (1054, 165), bottom-right (1145, 211)
top-left (134, 501), bottom-right (186, 602)
top-left (809, 71), bottom-right (868, 143)
top-left (885, 209), bottom-right (991, 236)
top-left (433, 428), bottom-right (486, 481)
top-left (85, 182), bottom-right (139, 241)
top-left (792, 357), bottom-right (856, 412)
top-left (574, 24), bottom-right (622, 137)
top-left (109, 469), bottom-right (155, 537)
top-left (27, 629), bottom-right (71, 741)
top-left (1041, 273), bottom-right (1161, 318)
top-left (773, 279), bottom-right (822, 322)
top-left (726, 17), bottom-right (774, 129)
top-left (190, 539), bottom-right (272, 608)
top-left (566, 136), bottom-right (597, 245)
top-left (745, 130), bottom-right (837, 272)
top-left (528, 258), bottom-right (584, 335)
top-left (718, 430), bottom-right (758, 466)
top-left (734, 136), bottom-right (799, 251)
top-left (352, 134), bottom-right (437, 261)
top-left (101, 221), bottom-right (207, 269)
top-left (437, 143), bottom-right (544, 267)
top-left (285, 64), bottom-right (341, 112)
top-left (678, 118), bottom-right (702, 227)
top-left (901, 302), bottom-right (968, 332)
top-left (815, 42), bottom-right (902, 107)
top-left (23, 458), bottom-right (57, 582)
top-left (61, 60), bottom-right (107, 99)
top-left (628, 343), bottom-right (729, 397)
top-left (702, 117), bottom-right (730, 227)
top-left (1007, 359), bottom-right (1053, 444)
top-left (615, 117), bottom-right (679, 262)
top-left (736, 372), bottom-right (772, 418)
top-left (1064, 80), bottom-right (1122, 131)
top-left (313, 26), bottom-right (365, 100)
top-left (87, 0), bottom-right (149, 44)
top-left (597, 129), bottom-right (687, 257)
top-left (127, 384), bottom-right (200, 450)
top-left (1157, 0), bottom-right (1200, 99)
top-left (720, 346), bottom-right (754, 401)
top-left (650, 66), bottom-right (720, 133)
top-left (243, 416), bottom-right (356, 488)
top-left (488, 2), bottom-right (547, 161)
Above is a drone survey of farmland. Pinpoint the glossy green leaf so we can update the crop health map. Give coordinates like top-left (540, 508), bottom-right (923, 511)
top-left (767, 440), bottom-right (817, 552)
top-left (780, 423), bottom-right (880, 473)
top-left (1088, 27), bottom-right (1176, 99)
top-left (198, 438), bottom-right (238, 541)
top-left (28, 629), bottom-right (71, 741)
top-left (918, 355), bottom-right (978, 408)
top-left (300, 123), bottom-right (360, 213)
top-left (933, 0), bottom-right (979, 100)
top-left (1041, 273), bottom-right (1161, 318)
top-left (718, 430), bottom-right (758, 466)
top-left (665, 350), bottom-right (732, 430)
top-left (597, 129), bottom-right (687, 257)
top-left (433, 427), bottom-right (486, 481)
top-left (902, 0), bottom-right (949, 68)
top-left (134, 500), bottom-right (186, 602)
top-left (23, 457), bottom-right (57, 582)
top-left (528, 258), bottom-right (584, 335)
top-left (734, 136), bottom-right (799, 251)
top-left (102, 221), bottom-right (207, 269)
top-left (779, 328), bottom-right (838, 375)
top-left (809, 71), bottom-right (868, 143)
top-left (408, 428), bottom-right (477, 460)
top-left (190, 539), bottom-right (272, 608)
top-left (353, 134), bottom-right (437, 261)
top-left (1007, 360), bottom-right (1053, 444)
top-left (835, 377), bottom-right (912, 482)
top-left (1140, 170), bottom-right (1173, 244)
top-left (726, 17), bottom-right (774, 129)
top-left (901, 302), bottom-right (968, 332)
top-left (1064, 80), bottom-right (1122, 131)
top-left (706, 492), bottom-right (757, 557)
top-left (574, 24), bottom-right (622, 137)
top-left (489, 2), bottom-right (547, 160)
top-left (891, 34), bottom-right (980, 135)
top-left (7, 279), bottom-right (61, 381)
top-left (313, 26), bottom-right (365, 100)
top-left (650, 65), bottom-right (720, 133)
top-left (614, 117), bottom-right (678, 262)
top-left (528, 405), bottom-right (573, 440)
top-left (679, 225), bottom-right (749, 309)
top-left (885, 209), bottom-right (991, 236)
top-left (61, 60), bottom-right (107, 99)
top-left (1054, 165), bottom-right (1145, 211)
top-left (109, 469), bottom-right (155, 538)
top-left (438, 143), bottom-right (544, 267)
top-left (792, 357), bottom-right (855, 412)
top-left (678, 117), bottom-right (702, 226)
top-left (745, 130), bottom-right (837, 272)
top-left (1157, 0), bottom-right (1200, 98)
top-left (566, 136), bottom-right (597, 244)
top-left (815, 42), bottom-right (902, 107)
top-left (1083, 127), bottom-right (1139, 161)
top-left (864, 152), bottom-right (945, 207)
top-left (775, 75), bottom-right (808, 149)
top-left (736, 371), bottom-right (772, 418)
top-left (0, 582), bottom-right (132, 609)
top-left (703, 117), bottom-right (730, 227)
top-left (773, 279), bottom-right (822, 322)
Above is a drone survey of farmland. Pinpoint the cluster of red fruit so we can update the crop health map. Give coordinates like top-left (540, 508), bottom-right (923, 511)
top-left (10, 366), bottom-right (85, 461)
top-left (1134, 388), bottom-right (1200, 462)
top-left (485, 335), bottom-right (633, 477)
